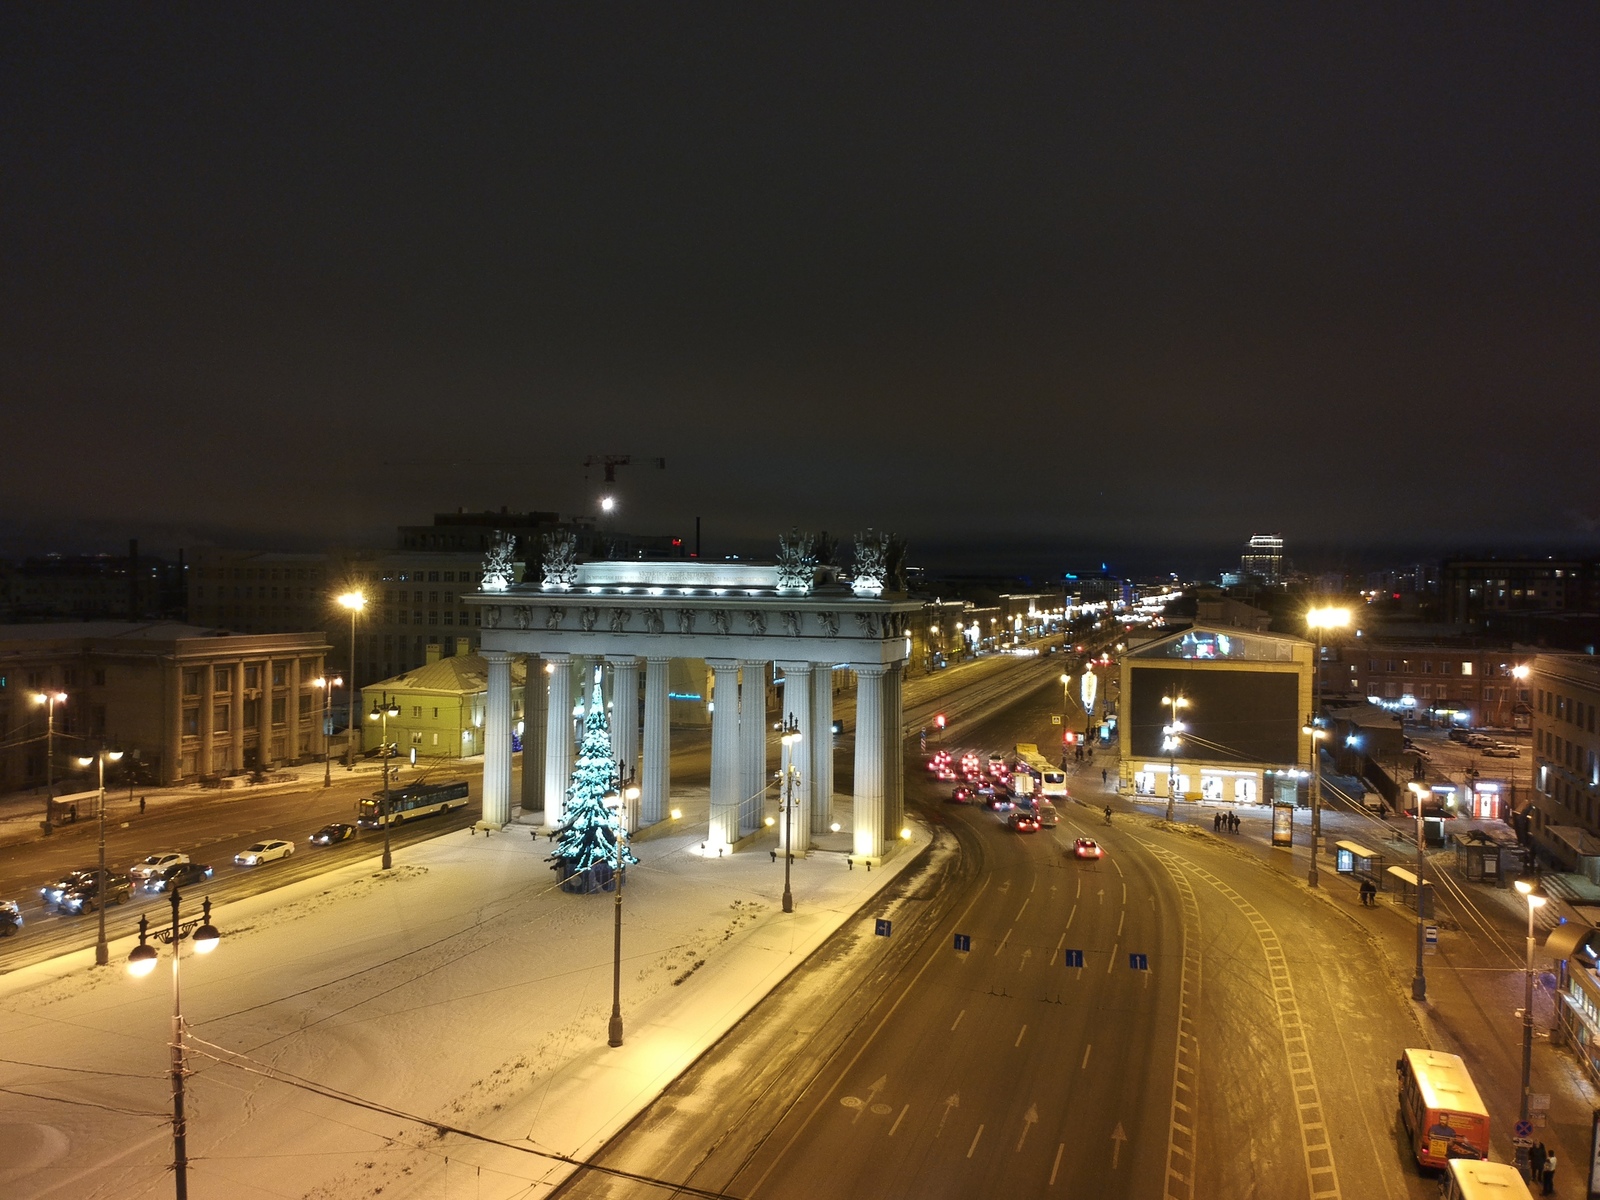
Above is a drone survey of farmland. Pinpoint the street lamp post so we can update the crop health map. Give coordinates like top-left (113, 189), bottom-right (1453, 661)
top-left (608, 764), bottom-right (639, 1048)
top-left (1408, 781), bottom-right (1429, 1001)
top-left (312, 675), bottom-right (343, 787)
top-left (78, 747), bottom-right (124, 966)
top-left (1513, 875), bottom-right (1546, 1179)
top-left (32, 690), bottom-right (68, 833)
top-left (337, 591), bottom-right (365, 770)
top-left (1161, 694), bottom-right (1188, 822)
top-left (778, 714), bottom-right (802, 914)
top-left (1305, 607), bottom-right (1351, 888)
top-left (128, 888), bottom-right (220, 1200)
top-left (369, 695), bottom-right (400, 870)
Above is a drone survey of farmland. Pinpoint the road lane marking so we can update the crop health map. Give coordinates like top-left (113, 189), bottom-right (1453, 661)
top-left (1107, 943), bottom-right (1117, 971)
top-left (1111, 1122), bottom-right (1127, 1168)
top-left (1055, 932), bottom-right (1067, 953)
top-left (889, 1104), bottom-right (909, 1137)
top-left (1075, 877), bottom-right (1081, 899)
top-left (1081, 1043), bottom-right (1092, 1069)
top-left (1014, 1024), bottom-right (1028, 1047)
top-left (1030, 878), bottom-right (1037, 893)
top-left (1018, 949), bottom-right (1031, 972)
top-left (993, 929), bottom-right (1011, 957)
top-left (1117, 911), bottom-right (1124, 937)
top-left (937, 1093), bottom-right (959, 1138)
top-left (748, 876), bottom-right (995, 1195)
top-left (1017, 1103), bottom-right (1038, 1151)
top-left (1174, 857), bottom-right (1344, 1200)
top-left (1015, 899), bottom-right (1030, 922)
top-left (1149, 848), bottom-right (1202, 1200)
top-left (1050, 1143), bottom-right (1065, 1186)
top-left (967, 1124), bottom-right (985, 1159)
top-left (1065, 904), bottom-right (1077, 930)
top-left (951, 1009), bottom-right (965, 1031)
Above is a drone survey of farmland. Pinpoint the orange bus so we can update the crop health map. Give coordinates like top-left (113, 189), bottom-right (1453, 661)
top-left (1397, 1048), bottom-right (1491, 1168)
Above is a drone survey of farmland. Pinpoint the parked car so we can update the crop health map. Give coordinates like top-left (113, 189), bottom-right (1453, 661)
top-left (309, 822), bottom-right (357, 845)
top-left (149, 862), bottom-right (214, 891)
top-left (1447, 729), bottom-right (1471, 744)
top-left (1465, 734), bottom-right (1493, 749)
top-left (59, 872), bottom-right (132, 913)
top-left (129, 852), bottom-right (190, 885)
top-left (235, 840), bottom-right (294, 867)
top-left (1482, 744), bottom-right (1521, 758)
top-left (0, 899), bottom-right (21, 937)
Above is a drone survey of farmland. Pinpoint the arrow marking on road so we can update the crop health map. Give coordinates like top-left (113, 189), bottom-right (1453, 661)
top-left (1111, 1122), bottom-right (1127, 1169)
top-left (967, 1123), bottom-right (984, 1159)
top-left (937, 1093), bottom-right (959, 1138)
top-left (1017, 1104), bottom-right (1038, 1151)
top-left (1098, 888), bottom-right (1105, 904)
top-left (854, 1075), bottom-right (886, 1125)
top-left (1018, 948), bottom-right (1032, 972)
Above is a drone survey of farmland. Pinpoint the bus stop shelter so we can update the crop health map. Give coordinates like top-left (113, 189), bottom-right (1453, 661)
top-left (1334, 840), bottom-right (1386, 891)
top-left (1386, 865), bottom-right (1435, 917)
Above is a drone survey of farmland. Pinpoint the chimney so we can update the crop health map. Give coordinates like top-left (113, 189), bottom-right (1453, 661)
top-left (456, 636), bottom-right (471, 658)
top-left (425, 642), bottom-right (443, 664)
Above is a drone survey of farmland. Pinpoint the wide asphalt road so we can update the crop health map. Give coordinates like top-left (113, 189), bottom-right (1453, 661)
top-left (555, 681), bottom-right (1441, 1200)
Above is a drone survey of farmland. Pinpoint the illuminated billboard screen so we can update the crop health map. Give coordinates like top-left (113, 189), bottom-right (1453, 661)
top-left (1129, 667), bottom-right (1299, 765)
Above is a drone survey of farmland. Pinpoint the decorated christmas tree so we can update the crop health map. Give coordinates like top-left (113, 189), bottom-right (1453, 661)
top-left (550, 669), bottom-right (638, 893)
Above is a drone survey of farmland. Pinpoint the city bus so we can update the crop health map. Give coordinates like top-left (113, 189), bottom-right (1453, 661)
top-left (358, 780), bottom-right (471, 828)
top-left (1441, 1159), bottom-right (1533, 1200)
top-left (1013, 744), bottom-right (1069, 800)
top-left (1397, 1048), bottom-right (1491, 1168)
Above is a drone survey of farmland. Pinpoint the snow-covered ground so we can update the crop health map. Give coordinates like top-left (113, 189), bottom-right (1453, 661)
top-left (0, 788), bottom-right (930, 1199)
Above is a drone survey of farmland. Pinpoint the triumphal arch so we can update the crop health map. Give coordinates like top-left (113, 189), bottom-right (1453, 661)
top-left (463, 530), bottom-right (920, 860)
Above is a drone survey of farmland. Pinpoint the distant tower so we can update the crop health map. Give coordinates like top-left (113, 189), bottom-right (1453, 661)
top-left (1240, 534), bottom-right (1285, 585)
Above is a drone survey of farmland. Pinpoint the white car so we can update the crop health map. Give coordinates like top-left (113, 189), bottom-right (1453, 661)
top-left (235, 840), bottom-right (294, 866)
top-left (129, 852), bottom-right (190, 883)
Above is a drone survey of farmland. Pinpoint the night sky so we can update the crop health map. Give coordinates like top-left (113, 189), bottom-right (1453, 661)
top-left (4, 6), bottom-right (1598, 572)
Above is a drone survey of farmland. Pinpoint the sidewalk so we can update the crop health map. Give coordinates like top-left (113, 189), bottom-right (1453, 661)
top-left (1089, 751), bottom-right (1598, 1177)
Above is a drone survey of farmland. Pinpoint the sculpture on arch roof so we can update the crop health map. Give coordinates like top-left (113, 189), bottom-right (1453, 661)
top-left (481, 530), bottom-right (517, 593)
top-left (776, 528), bottom-right (816, 595)
top-left (541, 529), bottom-right (579, 591)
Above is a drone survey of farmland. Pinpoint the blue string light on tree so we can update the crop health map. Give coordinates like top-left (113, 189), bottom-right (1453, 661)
top-left (550, 667), bottom-right (638, 894)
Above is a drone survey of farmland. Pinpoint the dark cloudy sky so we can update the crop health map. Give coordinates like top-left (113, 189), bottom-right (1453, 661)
top-left (3, 5), bottom-right (1597, 570)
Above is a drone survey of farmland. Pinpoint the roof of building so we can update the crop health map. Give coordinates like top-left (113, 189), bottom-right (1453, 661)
top-left (366, 653), bottom-right (527, 696)
top-left (0, 621), bottom-right (331, 652)
top-left (1126, 624), bottom-right (1308, 664)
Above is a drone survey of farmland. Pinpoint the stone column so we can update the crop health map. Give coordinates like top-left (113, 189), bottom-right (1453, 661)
top-left (257, 658), bottom-right (273, 770)
top-left (231, 659), bottom-right (246, 774)
top-left (199, 663), bottom-right (215, 778)
top-left (810, 663), bottom-right (835, 835)
top-left (778, 662), bottom-right (812, 855)
top-left (288, 656), bottom-right (302, 764)
top-left (482, 650), bottom-right (514, 828)
top-left (609, 656), bottom-right (641, 781)
top-left (852, 664), bottom-right (886, 860)
top-left (708, 659), bottom-right (741, 849)
top-left (642, 655), bottom-right (671, 826)
top-left (884, 662), bottom-right (905, 846)
top-left (520, 654), bottom-right (546, 817)
top-left (164, 659), bottom-right (183, 785)
top-left (542, 654), bottom-right (573, 828)
top-left (739, 660), bottom-right (769, 836)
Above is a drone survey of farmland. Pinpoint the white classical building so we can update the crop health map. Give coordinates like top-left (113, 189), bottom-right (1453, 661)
top-left (463, 539), bottom-right (920, 861)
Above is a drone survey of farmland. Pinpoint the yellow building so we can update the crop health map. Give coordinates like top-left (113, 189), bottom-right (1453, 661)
top-left (1119, 625), bottom-right (1313, 807)
top-left (360, 640), bottom-right (526, 760)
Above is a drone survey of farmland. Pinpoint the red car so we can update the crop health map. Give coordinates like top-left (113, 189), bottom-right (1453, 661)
top-left (1073, 838), bottom-right (1104, 860)
top-left (1009, 811), bottom-right (1040, 833)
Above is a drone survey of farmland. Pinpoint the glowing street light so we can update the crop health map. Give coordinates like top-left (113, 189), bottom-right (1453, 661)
top-left (77, 746), bottom-right (123, 966)
top-left (1161, 694), bottom-right (1189, 822)
top-left (1407, 781), bottom-right (1429, 1001)
top-left (777, 715), bottom-right (803, 914)
top-left (337, 591), bottom-right (366, 770)
top-left (32, 690), bottom-right (68, 833)
top-left (1513, 874), bottom-right (1547, 1178)
top-left (1304, 607), bottom-right (1350, 887)
top-left (600, 495), bottom-right (616, 513)
top-left (368, 695), bottom-right (401, 870)
top-left (311, 675), bottom-right (343, 787)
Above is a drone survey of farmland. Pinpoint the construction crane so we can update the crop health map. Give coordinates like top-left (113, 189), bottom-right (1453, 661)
top-left (582, 454), bottom-right (665, 483)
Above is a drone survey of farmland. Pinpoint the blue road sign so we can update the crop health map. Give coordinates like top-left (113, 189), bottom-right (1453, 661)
top-left (1129, 953), bottom-right (1149, 971)
top-left (1064, 949), bottom-right (1085, 968)
top-left (1514, 1119), bottom-right (1534, 1139)
top-left (953, 933), bottom-right (971, 952)
top-left (875, 919), bottom-right (892, 937)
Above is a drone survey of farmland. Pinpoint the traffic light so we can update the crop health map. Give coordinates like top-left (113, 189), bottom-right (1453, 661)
top-left (934, 713), bottom-right (947, 729)
top-left (1063, 730), bottom-right (1076, 745)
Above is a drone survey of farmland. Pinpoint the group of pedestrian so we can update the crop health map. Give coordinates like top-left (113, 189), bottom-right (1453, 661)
top-left (1358, 878), bottom-right (1377, 906)
top-left (1212, 811), bottom-right (1240, 834)
top-left (1530, 1142), bottom-right (1557, 1194)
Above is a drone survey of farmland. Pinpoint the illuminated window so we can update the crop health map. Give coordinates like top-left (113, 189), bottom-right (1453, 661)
top-left (1461, 662), bottom-right (1473, 676)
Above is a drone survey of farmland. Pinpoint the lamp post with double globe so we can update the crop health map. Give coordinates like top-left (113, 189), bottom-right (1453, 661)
top-left (78, 746), bottom-right (123, 966)
top-left (337, 591), bottom-right (365, 769)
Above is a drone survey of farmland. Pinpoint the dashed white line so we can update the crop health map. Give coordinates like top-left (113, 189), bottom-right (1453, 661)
top-left (1081, 1043), bottom-right (1093, 1069)
top-left (1015, 1024), bottom-right (1028, 1048)
top-left (1055, 931), bottom-right (1067, 953)
top-left (951, 1009), bottom-right (965, 1032)
top-left (993, 930), bottom-right (1012, 957)
top-left (967, 1124), bottom-right (985, 1158)
top-left (1050, 1143), bottom-right (1065, 1186)
top-left (1015, 898), bottom-right (1031, 922)
top-left (1065, 904), bottom-right (1077, 930)
top-left (1107, 942), bottom-right (1118, 972)
top-left (889, 1104), bottom-right (909, 1137)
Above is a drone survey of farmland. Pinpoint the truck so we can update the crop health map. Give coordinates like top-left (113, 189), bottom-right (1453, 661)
top-left (1013, 744), bottom-right (1070, 800)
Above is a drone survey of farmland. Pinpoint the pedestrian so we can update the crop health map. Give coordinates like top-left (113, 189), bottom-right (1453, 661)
top-left (1542, 1150), bottom-right (1556, 1194)
top-left (1530, 1142), bottom-right (1547, 1179)
top-left (1101, 768), bottom-right (1108, 786)
top-left (139, 795), bottom-right (146, 814)
top-left (1213, 813), bottom-right (1221, 832)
